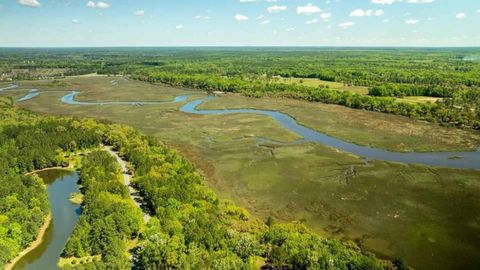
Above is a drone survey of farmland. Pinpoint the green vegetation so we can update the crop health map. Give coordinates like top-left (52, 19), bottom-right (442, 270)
top-left (2, 48), bottom-right (480, 269)
top-left (11, 76), bottom-right (480, 269)
top-left (0, 96), bottom-right (399, 269)
top-left (0, 174), bottom-right (48, 268)
top-left (199, 94), bottom-right (480, 152)
top-left (135, 70), bottom-right (480, 129)
top-left (1, 48), bottom-right (479, 129)
top-left (368, 83), bottom-right (454, 98)
top-left (62, 150), bottom-right (143, 269)
top-left (0, 97), bottom-right (102, 268)
top-left (69, 193), bottom-right (83, 205)
top-left (104, 123), bottom-right (397, 269)
top-left (271, 77), bottom-right (369, 95)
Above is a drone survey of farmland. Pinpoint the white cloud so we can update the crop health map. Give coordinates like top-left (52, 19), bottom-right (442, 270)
top-left (234, 14), bottom-right (249, 21)
top-left (86, 1), bottom-right (109, 9)
top-left (350, 9), bottom-right (384, 17)
top-left (297, 4), bottom-right (321, 15)
top-left (96, 2), bottom-right (109, 9)
top-left (259, 20), bottom-right (270, 25)
top-left (372, 0), bottom-right (434, 4)
top-left (405, 19), bottom-right (419, 24)
top-left (18, 0), bottom-right (41, 7)
top-left (406, 0), bottom-right (434, 3)
top-left (195, 15), bottom-right (210, 20)
top-left (176, 24), bottom-right (184, 29)
top-left (371, 0), bottom-right (398, 4)
top-left (134, 10), bottom-right (145, 16)
top-left (72, 19), bottom-right (80, 24)
top-left (339, 22), bottom-right (355, 28)
top-left (267, 5), bottom-right (287, 13)
top-left (320, 13), bottom-right (332, 20)
top-left (306, 18), bottom-right (318, 24)
top-left (455, 12), bottom-right (466, 19)
top-left (86, 1), bottom-right (95, 8)
top-left (286, 27), bottom-right (295, 32)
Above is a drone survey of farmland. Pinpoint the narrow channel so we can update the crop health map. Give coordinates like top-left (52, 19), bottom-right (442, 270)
top-left (13, 170), bottom-right (80, 270)
top-left (59, 91), bottom-right (480, 170)
top-left (16, 90), bottom-right (480, 169)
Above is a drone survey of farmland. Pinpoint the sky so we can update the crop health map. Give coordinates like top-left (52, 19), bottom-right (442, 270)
top-left (0, 0), bottom-right (479, 47)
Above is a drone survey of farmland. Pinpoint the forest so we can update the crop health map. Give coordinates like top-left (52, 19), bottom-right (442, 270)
top-left (0, 97), bottom-right (406, 269)
top-left (0, 97), bottom-right (102, 268)
top-left (61, 150), bottom-right (143, 269)
top-left (1, 47), bottom-right (479, 269)
top-left (1, 47), bottom-right (479, 129)
top-left (103, 121), bottom-right (404, 270)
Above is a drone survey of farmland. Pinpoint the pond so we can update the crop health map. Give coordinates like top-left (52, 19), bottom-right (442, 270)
top-left (13, 170), bottom-right (80, 270)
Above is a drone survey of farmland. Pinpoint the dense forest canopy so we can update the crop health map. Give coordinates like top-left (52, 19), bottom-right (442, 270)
top-left (62, 150), bottom-right (143, 269)
top-left (2, 47), bottom-right (480, 87)
top-left (0, 97), bottom-right (102, 268)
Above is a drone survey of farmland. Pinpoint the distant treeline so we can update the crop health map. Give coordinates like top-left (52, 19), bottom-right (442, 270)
top-left (2, 48), bottom-right (479, 130)
top-left (134, 71), bottom-right (480, 130)
top-left (2, 47), bottom-right (480, 87)
top-left (368, 84), bottom-right (455, 98)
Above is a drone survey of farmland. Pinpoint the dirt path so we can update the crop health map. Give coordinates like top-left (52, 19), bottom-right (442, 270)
top-left (103, 145), bottom-right (151, 222)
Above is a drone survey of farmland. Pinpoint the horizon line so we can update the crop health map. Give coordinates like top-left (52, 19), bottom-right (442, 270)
top-left (1, 45), bottom-right (479, 49)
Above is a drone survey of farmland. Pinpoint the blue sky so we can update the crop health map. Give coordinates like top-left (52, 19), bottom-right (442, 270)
top-left (0, 0), bottom-right (479, 47)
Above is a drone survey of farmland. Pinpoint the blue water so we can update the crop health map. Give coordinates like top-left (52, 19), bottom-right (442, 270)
top-left (56, 91), bottom-right (480, 170)
top-left (17, 89), bottom-right (39, 102)
top-left (180, 98), bottom-right (480, 169)
top-left (0, 84), bottom-right (18, 92)
top-left (60, 91), bottom-right (189, 105)
top-left (13, 170), bottom-right (80, 270)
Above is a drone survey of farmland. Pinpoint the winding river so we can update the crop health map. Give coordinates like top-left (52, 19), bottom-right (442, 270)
top-left (56, 91), bottom-right (480, 170)
top-left (0, 84), bottom-right (18, 92)
top-left (8, 87), bottom-right (480, 270)
top-left (13, 170), bottom-right (80, 270)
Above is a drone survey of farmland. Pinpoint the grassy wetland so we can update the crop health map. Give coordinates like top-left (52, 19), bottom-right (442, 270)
top-left (6, 74), bottom-right (480, 270)
top-left (3, 0), bottom-right (480, 265)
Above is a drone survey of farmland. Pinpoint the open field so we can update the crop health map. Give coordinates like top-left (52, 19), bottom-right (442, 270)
top-left (271, 77), bottom-right (370, 95)
top-left (270, 78), bottom-right (443, 104)
top-left (4, 76), bottom-right (480, 270)
top-left (397, 96), bottom-right (443, 104)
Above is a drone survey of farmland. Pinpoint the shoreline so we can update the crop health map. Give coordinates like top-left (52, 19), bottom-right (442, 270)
top-left (4, 213), bottom-right (52, 270)
top-left (4, 166), bottom-right (74, 270)
top-left (25, 166), bottom-right (73, 176)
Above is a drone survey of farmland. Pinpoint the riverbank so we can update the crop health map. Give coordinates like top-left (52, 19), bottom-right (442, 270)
top-left (4, 213), bottom-right (52, 270)
top-left (25, 167), bottom-right (72, 176)
top-left (5, 167), bottom-right (77, 270)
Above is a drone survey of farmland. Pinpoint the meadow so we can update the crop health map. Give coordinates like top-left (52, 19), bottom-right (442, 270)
top-left (269, 77), bottom-right (369, 95)
top-left (5, 75), bottom-right (480, 270)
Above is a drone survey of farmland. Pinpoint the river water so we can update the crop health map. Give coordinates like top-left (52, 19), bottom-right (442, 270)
top-left (12, 89), bottom-right (480, 270)
top-left (13, 170), bottom-right (80, 270)
top-left (59, 91), bottom-right (480, 170)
